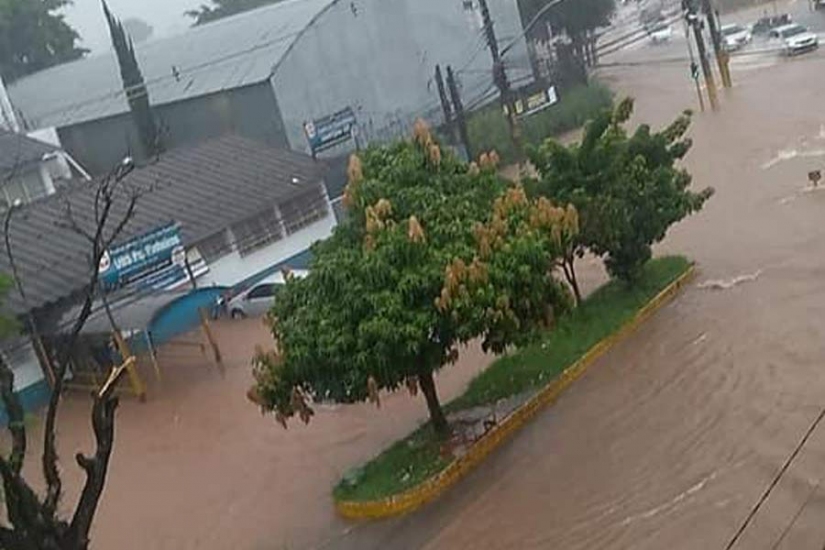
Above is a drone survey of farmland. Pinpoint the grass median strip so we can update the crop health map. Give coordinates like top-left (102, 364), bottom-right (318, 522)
top-left (334, 255), bottom-right (692, 504)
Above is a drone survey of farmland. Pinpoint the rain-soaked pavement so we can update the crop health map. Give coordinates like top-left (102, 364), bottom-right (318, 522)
top-left (327, 7), bottom-right (825, 550)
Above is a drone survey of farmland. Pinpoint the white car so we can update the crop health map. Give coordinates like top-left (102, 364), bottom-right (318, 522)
top-left (770, 23), bottom-right (819, 55)
top-left (721, 23), bottom-right (752, 51)
top-left (648, 24), bottom-right (673, 44)
top-left (228, 269), bottom-right (309, 319)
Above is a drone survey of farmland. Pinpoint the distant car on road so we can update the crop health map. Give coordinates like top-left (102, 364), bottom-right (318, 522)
top-left (228, 269), bottom-right (309, 319)
top-left (752, 13), bottom-right (791, 35)
top-left (721, 23), bottom-right (752, 51)
top-left (648, 23), bottom-right (673, 44)
top-left (770, 23), bottom-right (819, 56)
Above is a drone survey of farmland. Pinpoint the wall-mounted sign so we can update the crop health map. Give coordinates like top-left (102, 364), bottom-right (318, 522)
top-left (99, 222), bottom-right (188, 292)
top-left (304, 107), bottom-right (357, 156)
top-left (506, 86), bottom-right (559, 119)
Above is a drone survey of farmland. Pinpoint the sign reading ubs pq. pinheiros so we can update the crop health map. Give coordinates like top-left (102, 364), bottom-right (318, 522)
top-left (98, 222), bottom-right (187, 291)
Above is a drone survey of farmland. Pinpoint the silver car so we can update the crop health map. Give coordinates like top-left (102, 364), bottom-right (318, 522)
top-left (228, 269), bottom-right (308, 319)
top-left (770, 23), bottom-right (819, 56)
top-left (721, 23), bottom-right (752, 52)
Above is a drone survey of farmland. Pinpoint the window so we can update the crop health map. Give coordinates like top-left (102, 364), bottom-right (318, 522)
top-left (2, 178), bottom-right (26, 207)
top-left (20, 171), bottom-right (49, 201)
top-left (279, 187), bottom-right (329, 235)
top-left (231, 208), bottom-right (284, 257)
top-left (197, 230), bottom-right (231, 263)
top-left (247, 284), bottom-right (279, 300)
top-left (1, 170), bottom-right (50, 207)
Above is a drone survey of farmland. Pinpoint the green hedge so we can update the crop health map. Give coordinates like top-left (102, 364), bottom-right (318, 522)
top-left (466, 82), bottom-right (614, 164)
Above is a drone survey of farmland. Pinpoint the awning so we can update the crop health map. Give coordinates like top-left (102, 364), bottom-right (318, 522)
top-left (58, 289), bottom-right (194, 336)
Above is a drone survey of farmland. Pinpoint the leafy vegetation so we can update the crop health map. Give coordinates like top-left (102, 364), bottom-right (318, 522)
top-left (336, 256), bottom-right (691, 502)
top-left (467, 83), bottom-right (613, 164)
top-left (519, 0), bottom-right (615, 39)
top-left (251, 123), bottom-right (576, 438)
top-left (0, 0), bottom-right (87, 82)
top-left (526, 98), bottom-right (713, 284)
top-left (186, 0), bottom-right (285, 25)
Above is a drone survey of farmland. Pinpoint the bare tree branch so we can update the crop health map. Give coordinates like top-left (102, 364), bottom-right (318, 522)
top-left (42, 161), bottom-right (136, 521)
top-left (0, 353), bottom-right (25, 474)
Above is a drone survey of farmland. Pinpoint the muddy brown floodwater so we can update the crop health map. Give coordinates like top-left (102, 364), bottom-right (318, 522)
top-left (10, 29), bottom-right (825, 550)
top-left (330, 37), bottom-right (825, 550)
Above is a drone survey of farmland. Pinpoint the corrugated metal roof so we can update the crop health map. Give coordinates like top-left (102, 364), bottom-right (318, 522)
top-left (1, 134), bottom-right (326, 314)
top-left (0, 131), bottom-right (58, 173)
top-left (8, 0), bottom-right (336, 129)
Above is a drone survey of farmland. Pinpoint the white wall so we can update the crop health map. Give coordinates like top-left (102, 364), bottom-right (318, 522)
top-left (199, 213), bottom-right (336, 287)
top-left (272, 0), bottom-right (533, 154)
top-left (3, 340), bottom-right (45, 391)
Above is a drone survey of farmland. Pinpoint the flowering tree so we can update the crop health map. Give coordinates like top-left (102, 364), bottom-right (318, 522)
top-left (251, 123), bottom-right (577, 437)
top-left (526, 98), bottom-right (713, 285)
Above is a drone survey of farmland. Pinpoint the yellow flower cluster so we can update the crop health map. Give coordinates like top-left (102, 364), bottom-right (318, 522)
top-left (435, 257), bottom-right (488, 312)
top-left (343, 154), bottom-right (363, 208)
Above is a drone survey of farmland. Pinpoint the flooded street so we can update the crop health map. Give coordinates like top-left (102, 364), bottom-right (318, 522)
top-left (328, 10), bottom-right (825, 550)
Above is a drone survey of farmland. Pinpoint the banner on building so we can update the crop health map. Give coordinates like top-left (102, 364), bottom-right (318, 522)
top-left (99, 222), bottom-right (189, 292)
top-left (304, 107), bottom-right (357, 156)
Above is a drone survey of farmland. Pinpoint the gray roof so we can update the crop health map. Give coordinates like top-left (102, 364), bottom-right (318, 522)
top-left (8, 0), bottom-right (336, 129)
top-left (0, 131), bottom-right (58, 173)
top-left (1, 134), bottom-right (326, 314)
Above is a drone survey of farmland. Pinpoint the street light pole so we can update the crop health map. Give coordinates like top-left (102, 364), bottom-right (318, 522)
top-left (687, 8), bottom-right (719, 110)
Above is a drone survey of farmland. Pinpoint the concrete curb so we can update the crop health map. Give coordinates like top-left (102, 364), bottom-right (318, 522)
top-left (335, 264), bottom-right (697, 520)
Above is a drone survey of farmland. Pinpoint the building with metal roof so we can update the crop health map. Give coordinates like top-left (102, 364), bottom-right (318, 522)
top-left (2, 133), bottom-right (331, 316)
top-left (0, 133), bottom-right (334, 420)
top-left (7, 0), bottom-right (531, 175)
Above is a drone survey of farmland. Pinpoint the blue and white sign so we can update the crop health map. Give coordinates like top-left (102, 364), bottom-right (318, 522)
top-left (99, 222), bottom-right (188, 291)
top-left (304, 107), bottom-right (357, 155)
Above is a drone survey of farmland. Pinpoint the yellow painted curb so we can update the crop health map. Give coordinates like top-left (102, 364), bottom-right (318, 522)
top-left (335, 264), bottom-right (697, 520)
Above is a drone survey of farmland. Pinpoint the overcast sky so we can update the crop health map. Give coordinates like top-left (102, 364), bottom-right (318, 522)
top-left (63, 0), bottom-right (196, 53)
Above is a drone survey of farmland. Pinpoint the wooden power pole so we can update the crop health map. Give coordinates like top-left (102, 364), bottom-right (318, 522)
top-left (701, 0), bottom-right (732, 88)
top-left (446, 65), bottom-right (471, 159)
top-left (477, 0), bottom-right (522, 153)
top-left (434, 65), bottom-right (456, 144)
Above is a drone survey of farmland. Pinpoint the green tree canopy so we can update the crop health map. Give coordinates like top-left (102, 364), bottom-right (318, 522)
top-left (0, 0), bottom-right (87, 82)
top-left (122, 17), bottom-right (153, 44)
top-left (526, 98), bottom-right (714, 283)
top-left (251, 124), bottom-right (577, 437)
top-left (185, 0), bottom-right (284, 26)
top-left (519, 0), bottom-right (615, 39)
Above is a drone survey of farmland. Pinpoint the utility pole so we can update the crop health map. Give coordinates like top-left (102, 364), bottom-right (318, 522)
top-left (477, 0), bottom-right (522, 154)
top-left (684, 22), bottom-right (705, 112)
top-left (686, 6), bottom-right (719, 111)
top-left (434, 65), bottom-right (456, 145)
top-left (701, 0), bottom-right (732, 88)
top-left (446, 65), bottom-right (471, 160)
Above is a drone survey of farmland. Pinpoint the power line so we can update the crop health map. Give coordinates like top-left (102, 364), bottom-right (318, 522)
top-left (500, 0), bottom-right (574, 57)
top-left (724, 405), bottom-right (825, 550)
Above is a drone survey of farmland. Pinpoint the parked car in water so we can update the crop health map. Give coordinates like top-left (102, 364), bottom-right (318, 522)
top-left (228, 269), bottom-right (309, 319)
top-left (721, 23), bottom-right (752, 51)
top-left (770, 23), bottom-right (819, 56)
top-left (752, 13), bottom-right (791, 35)
top-left (648, 23), bottom-right (673, 44)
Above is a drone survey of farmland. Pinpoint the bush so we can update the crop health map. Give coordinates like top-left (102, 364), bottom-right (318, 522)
top-left (466, 82), bottom-right (613, 164)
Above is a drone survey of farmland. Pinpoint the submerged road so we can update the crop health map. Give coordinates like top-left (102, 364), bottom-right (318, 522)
top-left (327, 15), bottom-right (825, 550)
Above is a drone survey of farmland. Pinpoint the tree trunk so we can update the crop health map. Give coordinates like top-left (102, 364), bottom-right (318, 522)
top-left (418, 370), bottom-right (449, 438)
top-left (562, 256), bottom-right (582, 305)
